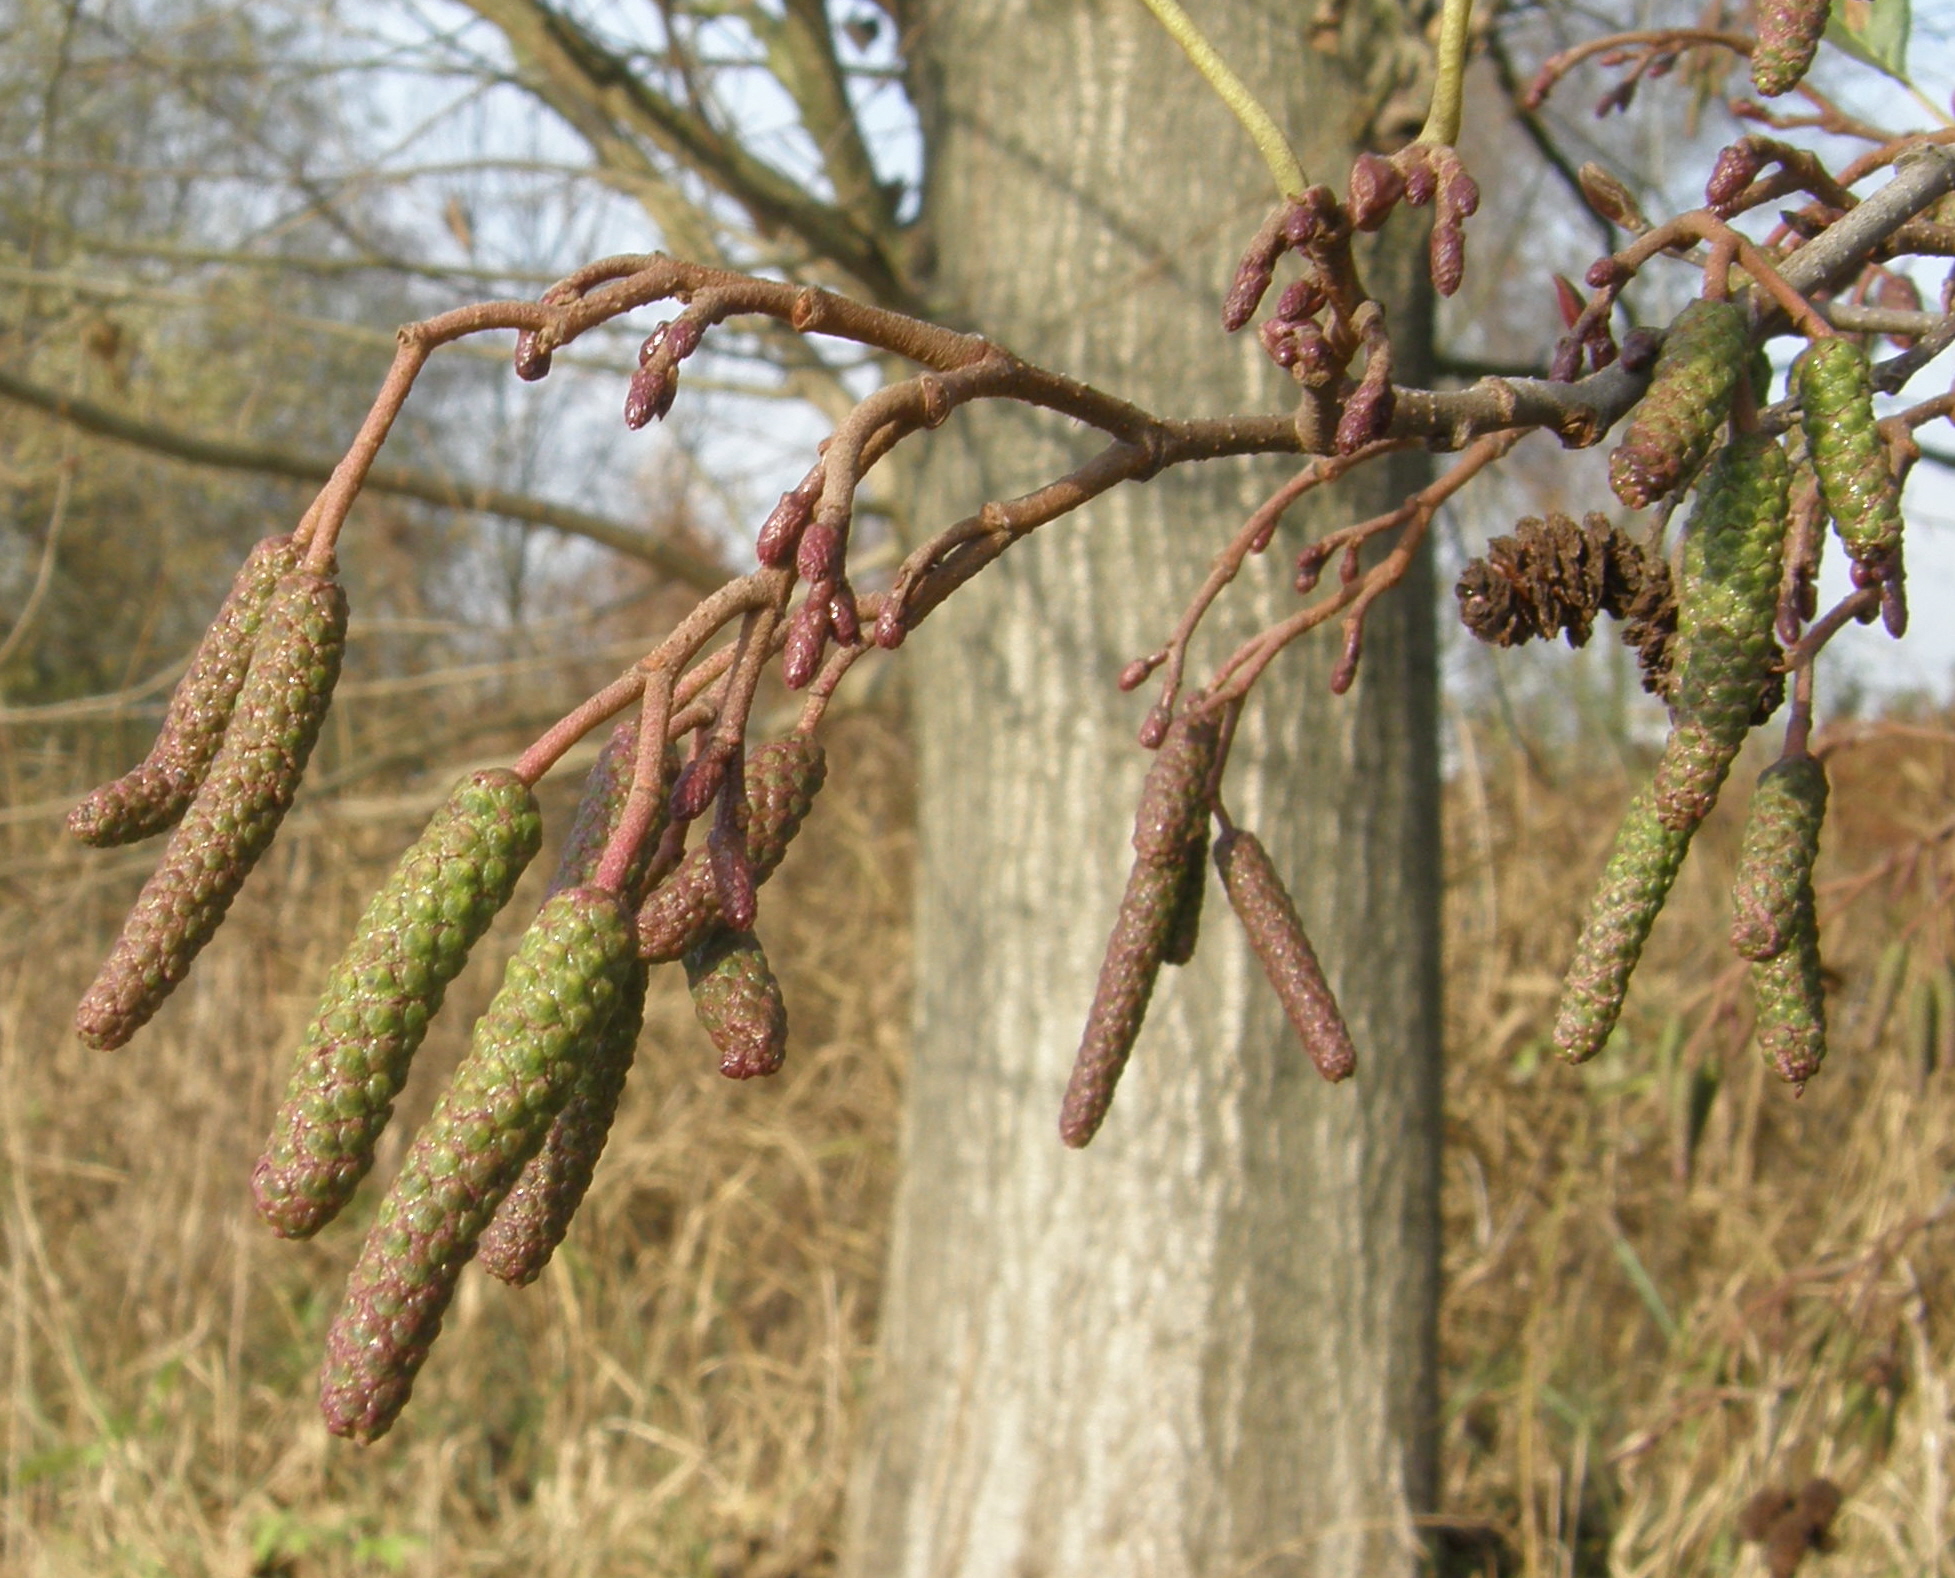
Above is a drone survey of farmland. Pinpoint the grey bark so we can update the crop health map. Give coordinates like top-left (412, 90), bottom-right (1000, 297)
top-left (844, 2), bottom-right (1444, 1576)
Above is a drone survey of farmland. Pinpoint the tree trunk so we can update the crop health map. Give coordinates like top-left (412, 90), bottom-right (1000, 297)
top-left (844, 3), bottom-right (1443, 1574)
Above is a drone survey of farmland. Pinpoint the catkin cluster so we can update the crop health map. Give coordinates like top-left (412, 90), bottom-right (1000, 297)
top-left (73, 564), bottom-right (348, 1049)
top-left (1555, 431), bottom-right (1790, 1063)
top-left (66, 520), bottom-right (843, 1441)
top-left (304, 725), bottom-right (829, 1437)
top-left (1061, 709), bottom-right (1360, 1148)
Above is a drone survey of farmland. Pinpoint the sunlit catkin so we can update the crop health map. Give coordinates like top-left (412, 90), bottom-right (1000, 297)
top-left (252, 769), bottom-right (543, 1238)
top-left (1060, 712), bottom-right (1218, 1147)
top-left (68, 534), bottom-right (299, 847)
top-left (1794, 338), bottom-right (1905, 580)
top-left (1608, 299), bottom-right (1747, 509)
top-left (1213, 826), bottom-right (1356, 1081)
top-left (1730, 754), bottom-right (1828, 962)
top-left (319, 886), bottom-right (636, 1443)
top-left (74, 571), bottom-right (347, 1050)
top-left (684, 927), bottom-right (788, 1079)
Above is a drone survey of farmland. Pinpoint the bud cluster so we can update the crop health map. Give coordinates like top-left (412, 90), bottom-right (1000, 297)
top-left (1224, 144), bottom-right (1479, 456)
top-left (1554, 431), bottom-right (1791, 1063)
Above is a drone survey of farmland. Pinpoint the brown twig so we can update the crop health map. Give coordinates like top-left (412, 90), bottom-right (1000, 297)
top-left (1206, 431), bottom-right (1520, 706)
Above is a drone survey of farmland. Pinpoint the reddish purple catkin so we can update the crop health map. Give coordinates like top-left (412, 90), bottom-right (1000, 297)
top-left (68, 534), bottom-right (299, 846)
top-left (1059, 712), bottom-right (1219, 1148)
top-left (685, 928), bottom-right (788, 1079)
top-left (1213, 827), bottom-right (1357, 1081)
top-left (74, 572), bottom-right (347, 1050)
top-left (638, 735), bottom-right (827, 962)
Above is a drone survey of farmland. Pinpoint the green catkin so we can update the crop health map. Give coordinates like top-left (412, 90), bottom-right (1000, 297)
top-left (1751, 0), bottom-right (1831, 98)
top-left (684, 928), bottom-right (788, 1079)
top-left (1556, 434), bottom-right (1790, 1062)
top-left (1653, 431), bottom-right (1792, 828)
top-left (637, 734), bottom-right (826, 962)
top-left (1212, 826), bottom-right (1356, 1081)
top-left (251, 769), bottom-right (544, 1239)
top-left (1730, 754), bottom-right (1829, 962)
top-left (74, 571), bottom-right (347, 1051)
top-left (68, 534), bottom-right (299, 846)
top-left (475, 960), bottom-right (648, 1285)
top-left (1608, 299), bottom-right (1749, 510)
top-left (477, 721), bottom-right (667, 1287)
top-left (1551, 787), bottom-right (1695, 1062)
top-left (1794, 338), bottom-right (1905, 578)
top-left (1753, 923), bottom-right (1827, 1085)
top-left (1059, 712), bottom-right (1219, 1148)
top-left (319, 886), bottom-right (637, 1443)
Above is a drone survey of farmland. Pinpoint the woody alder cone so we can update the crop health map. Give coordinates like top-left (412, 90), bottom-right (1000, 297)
top-left (1455, 511), bottom-right (1675, 694)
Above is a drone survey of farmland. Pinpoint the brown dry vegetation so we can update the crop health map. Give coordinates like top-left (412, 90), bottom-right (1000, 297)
top-left (3, 675), bottom-right (1953, 1577)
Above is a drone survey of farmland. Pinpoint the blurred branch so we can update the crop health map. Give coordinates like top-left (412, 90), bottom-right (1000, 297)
top-left (752, 0), bottom-right (898, 236)
top-left (459, 0), bottom-right (917, 308)
top-left (1486, 19), bottom-right (1615, 254)
top-left (0, 367), bottom-right (728, 591)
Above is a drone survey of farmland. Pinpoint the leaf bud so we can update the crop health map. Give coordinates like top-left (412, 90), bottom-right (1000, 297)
top-left (1273, 275), bottom-right (1326, 324)
top-left (672, 741), bottom-right (732, 824)
top-left (1347, 151), bottom-right (1404, 231)
top-left (1576, 162), bottom-right (1648, 232)
top-left (512, 329), bottom-right (552, 382)
top-left (623, 363), bottom-right (678, 429)
top-left (796, 516), bottom-right (847, 584)
top-left (782, 598), bottom-right (830, 690)
top-left (756, 476), bottom-right (820, 568)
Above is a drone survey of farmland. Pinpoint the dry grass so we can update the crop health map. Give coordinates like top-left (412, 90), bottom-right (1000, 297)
top-left (0, 693), bottom-right (909, 1578)
top-left (2, 687), bottom-right (1953, 1577)
top-left (1440, 713), bottom-right (1955, 1578)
